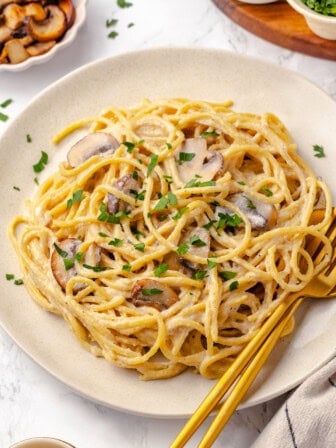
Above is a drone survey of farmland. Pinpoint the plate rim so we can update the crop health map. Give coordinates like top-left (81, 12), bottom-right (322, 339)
top-left (1, 46), bottom-right (336, 418)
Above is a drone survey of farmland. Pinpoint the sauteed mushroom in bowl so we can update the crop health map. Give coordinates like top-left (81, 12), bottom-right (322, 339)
top-left (0, 0), bottom-right (87, 71)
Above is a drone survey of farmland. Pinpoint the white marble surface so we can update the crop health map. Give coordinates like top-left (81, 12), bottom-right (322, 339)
top-left (0, 1), bottom-right (335, 447)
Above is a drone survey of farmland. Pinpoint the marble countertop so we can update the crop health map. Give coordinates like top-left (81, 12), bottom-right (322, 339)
top-left (1, 1), bottom-right (335, 447)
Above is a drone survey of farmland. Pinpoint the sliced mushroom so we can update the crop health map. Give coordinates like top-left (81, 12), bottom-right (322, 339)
top-left (130, 279), bottom-right (178, 311)
top-left (27, 4), bottom-right (66, 42)
top-left (180, 227), bottom-right (210, 270)
top-left (176, 137), bottom-right (223, 183)
top-left (4, 38), bottom-right (29, 63)
top-left (229, 193), bottom-right (277, 230)
top-left (26, 39), bottom-right (56, 56)
top-left (107, 174), bottom-right (140, 214)
top-left (24, 2), bottom-right (47, 21)
top-left (3, 3), bottom-right (25, 29)
top-left (84, 243), bottom-right (102, 267)
top-left (0, 24), bottom-right (11, 44)
top-left (164, 251), bottom-right (191, 275)
top-left (51, 238), bottom-right (81, 290)
top-left (59, 0), bottom-right (75, 27)
top-left (67, 132), bottom-right (120, 168)
top-left (0, 45), bottom-right (8, 63)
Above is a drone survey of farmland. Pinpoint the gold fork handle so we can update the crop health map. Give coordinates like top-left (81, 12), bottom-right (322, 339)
top-left (170, 294), bottom-right (301, 448)
top-left (198, 299), bottom-right (302, 447)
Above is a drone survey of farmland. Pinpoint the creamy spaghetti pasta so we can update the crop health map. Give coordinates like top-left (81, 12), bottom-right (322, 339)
top-left (9, 98), bottom-right (333, 380)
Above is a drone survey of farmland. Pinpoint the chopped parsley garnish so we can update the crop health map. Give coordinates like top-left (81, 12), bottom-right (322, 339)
top-left (130, 189), bottom-right (146, 201)
top-left (124, 139), bottom-right (144, 153)
top-left (26, 134), bottom-right (32, 143)
top-left (184, 179), bottom-right (216, 188)
top-left (98, 232), bottom-right (109, 237)
top-left (154, 263), bottom-right (168, 277)
top-left (13, 186), bottom-right (20, 191)
top-left (14, 279), bottom-right (24, 285)
top-left (106, 18), bottom-right (118, 27)
top-left (34, 177), bottom-right (39, 185)
top-left (117, 0), bottom-right (133, 7)
top-left (207, 259), bottom-right (218, 269)
top-left (167, 191), bottom-right (177, 205)
top-left (134, 242), bottom-right (145, 252)
top-left (67, 189), bottom-right (85, 208)
top-left (108, 31), bottom-right (118, 39)
top-left (142, 288), bottom-right (163, 295)
top-left (83, 264), bottom-right (108, 272)
top-left (246, 199), bottom-right (256, 210)
top-left (0, 112), bottom-right (9, 122)
top-left (154, 196), bottom-right (169, 211)
top-left (177, 242), bottom-right (189, 255)
top-left (166, 142), bottom-right (172, 150)
top-left (153, 190), bottom-right (177, 211)
top-left (0, 98), bottom-right (12, 108)
top-left (230, 281), bottom-right (239, 291)
top-left (313, 144), bottom-right (326, 158)
top-left (261, 186), bottom-right (273, 197)
top-left (237, 180), bottom-right (246, 186)
top-left (122, 264), bottom-right (132, 272)
top-left (147, 154), bottom-right (159, 176)
top-left (132, 170), bottom-right (139, 180)
top-left (203, 220), bottom-right (216, 230)
top-left (172, 206), bottom-right (189, 221)
top-left (190, 235), bottom-right (207, 247)
top-left (163, 175), bottom-right (173, 184)
top-left (192, 270), bottom-right (208, 280)
top-left (97, 202), bottom-right (130, 224)
top-left (302, 0), bottom-right (336, 16)
top-left (33, 151), bottom-right (48, 173)
top-left (127, 22), bottom-right (135, 28)
top-left (217, 212), bottom-right (243, 229)
top-left (63, 259), bottom-right (75, 270)
top-left (6, 274), bottom-right (14, 280)
top-left (218, 271), bottom-right (237, 280)
top-left (108, 238), bottom-right (123, 247)
top-left (201, 130), bottom-right (219, 138)
top-left (53, 243), bottom-right (68, 258)
top-left (177, 152), bottom-right (195, 165)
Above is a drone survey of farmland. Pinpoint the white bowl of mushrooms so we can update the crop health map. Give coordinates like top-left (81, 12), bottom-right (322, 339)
top-left (0, 0), bottom-right (87, 71)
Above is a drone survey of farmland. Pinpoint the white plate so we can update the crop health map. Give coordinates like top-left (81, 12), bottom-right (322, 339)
top-left (1, 48), bottom-right (336, 418)
top-left (0, 0), bottom-right (87, 72)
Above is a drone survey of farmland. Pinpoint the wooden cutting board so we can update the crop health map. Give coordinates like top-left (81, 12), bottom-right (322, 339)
top-left (212, 0), bottom-right (336, 60)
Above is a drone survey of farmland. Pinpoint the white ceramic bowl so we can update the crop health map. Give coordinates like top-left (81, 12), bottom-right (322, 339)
top-left (10, 437), bottom-right (76, 448)
top-left (287, 0), bottom-right (336, 39)
top-left (0, 0), bottom-right (87, 72)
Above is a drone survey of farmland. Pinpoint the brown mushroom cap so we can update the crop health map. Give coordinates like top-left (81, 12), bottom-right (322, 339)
top-left (176, 137), bottom-right (223, 183)
top-left (180, 227), bottom-right (210, 269)
top-left (0, 24), bottom-right (11, 44)
top-left (107, 174), bottom-right (140, 214)
top-left (67, 132), bottom-right (120, 168)
top-left (27, 4), bottom-right (66, 42)
top-left (26, 39), bottom-right (56, 57)
top-left (229, 194), bottom-right (277, 230)
top-left (59, 0), bottom-right (75, 27)
top-left (3, 3), bottom-right (25, 29)
top-left (51, 238), bottom-right (81, 290)
top-left (4, 38), bottom-right (29, 63)
top-left (130, 279), bottom-right (178, 311)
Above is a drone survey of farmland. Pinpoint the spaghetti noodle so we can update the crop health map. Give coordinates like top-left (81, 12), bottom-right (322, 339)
top-left (9, 98), bottom-right (332, 380)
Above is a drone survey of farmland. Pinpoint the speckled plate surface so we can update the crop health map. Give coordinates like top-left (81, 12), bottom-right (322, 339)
top-left (1, 48), bottom-right (336, 418)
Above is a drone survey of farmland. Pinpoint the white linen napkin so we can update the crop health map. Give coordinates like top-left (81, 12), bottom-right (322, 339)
top-left (251, 357), bottom-right (336, 448)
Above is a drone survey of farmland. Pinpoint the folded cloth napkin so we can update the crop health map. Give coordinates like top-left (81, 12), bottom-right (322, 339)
top-left (251, 357), bottom-right (336, 448)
